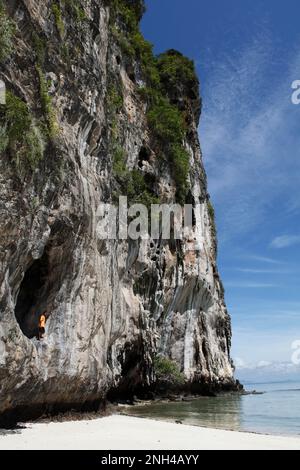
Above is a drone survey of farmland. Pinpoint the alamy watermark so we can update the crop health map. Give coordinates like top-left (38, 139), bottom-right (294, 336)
top-left (291, 80), bottom-right (300, 105)
top-left (0, 79), bottom-right (6, 105)
top-left (96, 197), bottom-right (204, 250)
top-left (291, 340), bottom-right (300, 365)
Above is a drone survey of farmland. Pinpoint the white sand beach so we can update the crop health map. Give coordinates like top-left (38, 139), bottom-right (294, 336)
top-left (0, 415), bottom-right (299, 450)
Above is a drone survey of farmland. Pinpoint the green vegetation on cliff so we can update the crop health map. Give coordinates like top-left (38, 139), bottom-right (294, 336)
top-left (147, 97), bottom-right (190, 203)
top-left (147, 98), bottom-right (186, 144)
top-left (107, 84), bottom-right (124, 116)
top-left (111, 136), bottom-right (159, 207)
top-left (32, 32), bottom-right (47, 66)
top-left (63, 0), bottom-right (86, 22)
top-left (51, 0), bottom-right (87, 42)
top-left (110, 0), bottom-right (146, 30)
top-left (109, 0), bottom-right (199, 203)
top-left (157, 50), bottom-right (197, 91)
top-left (110, 0), bottom-right (159, 86)
top-left (51, 3), bottom-right (65, 38)
top-left (208, 200), bottom-right (217, 240)
top-left (154, 356), bottom-right (185, 388)
top-left (36, 66), bottom-right (59, 139)
top-left (0, 2), bottom-right (15, 62)
top-left (0, 92), bottom-right (45, 171)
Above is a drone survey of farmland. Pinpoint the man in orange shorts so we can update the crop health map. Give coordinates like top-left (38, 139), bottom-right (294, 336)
top-left (38, 313), bottom-right (47, 340)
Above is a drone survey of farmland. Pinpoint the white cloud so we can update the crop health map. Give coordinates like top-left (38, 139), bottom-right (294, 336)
top-left (234, 268), bottom-right (287, 274)
top-left (234, 357), bottom-right (247, 369)
top-left (243, 255), bottom-right (284, 265)
top-left (198, 31), bottom-right (300, 244)
top-left (226, 282), bottom-right (279, 288)
top-left (235, 360), bottom-right (300, 384)
top-left (270, 235), bottom-right (300, 249)
top-left (257, 360), bottom-right (272, 368)
top-left (231, 325), bottom-right (300, 364)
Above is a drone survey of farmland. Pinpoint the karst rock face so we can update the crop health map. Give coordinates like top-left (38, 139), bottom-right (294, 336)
top-left (0, 0), bottom-right (236, 419)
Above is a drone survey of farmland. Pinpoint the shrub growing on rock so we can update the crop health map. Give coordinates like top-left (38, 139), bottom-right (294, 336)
top-left (154, 356), bottom-right (185, 389)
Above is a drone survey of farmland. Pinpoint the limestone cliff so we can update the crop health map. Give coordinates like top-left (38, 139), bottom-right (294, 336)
top-left (0, 0), bottom-right (237, 421)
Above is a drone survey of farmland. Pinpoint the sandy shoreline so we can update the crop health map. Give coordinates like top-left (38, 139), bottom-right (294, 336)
top-left (0, 414), bottom-right (299, 450)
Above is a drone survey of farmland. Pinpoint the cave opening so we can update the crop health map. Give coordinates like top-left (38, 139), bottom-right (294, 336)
top-left (15, 248), bottom-right (50, 339)
top-left (138, 146), bottom-right (151, 168)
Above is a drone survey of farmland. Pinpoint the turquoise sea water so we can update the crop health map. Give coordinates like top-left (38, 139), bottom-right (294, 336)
top-left (123, 381), bottom-right (300, 436)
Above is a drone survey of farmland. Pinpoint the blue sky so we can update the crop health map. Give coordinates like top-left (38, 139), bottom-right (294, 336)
top-left (142, 0), bottom-right (300, 375)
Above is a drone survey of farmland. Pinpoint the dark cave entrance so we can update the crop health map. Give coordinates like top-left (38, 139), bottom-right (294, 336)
top-left (138, 146), bottom-right (151, 168)
top-left (15, 248), bottom-right (50, 339)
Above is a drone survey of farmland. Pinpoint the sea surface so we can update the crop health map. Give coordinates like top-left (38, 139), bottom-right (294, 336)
top-left (123, 381), bottom-right (300, 436)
